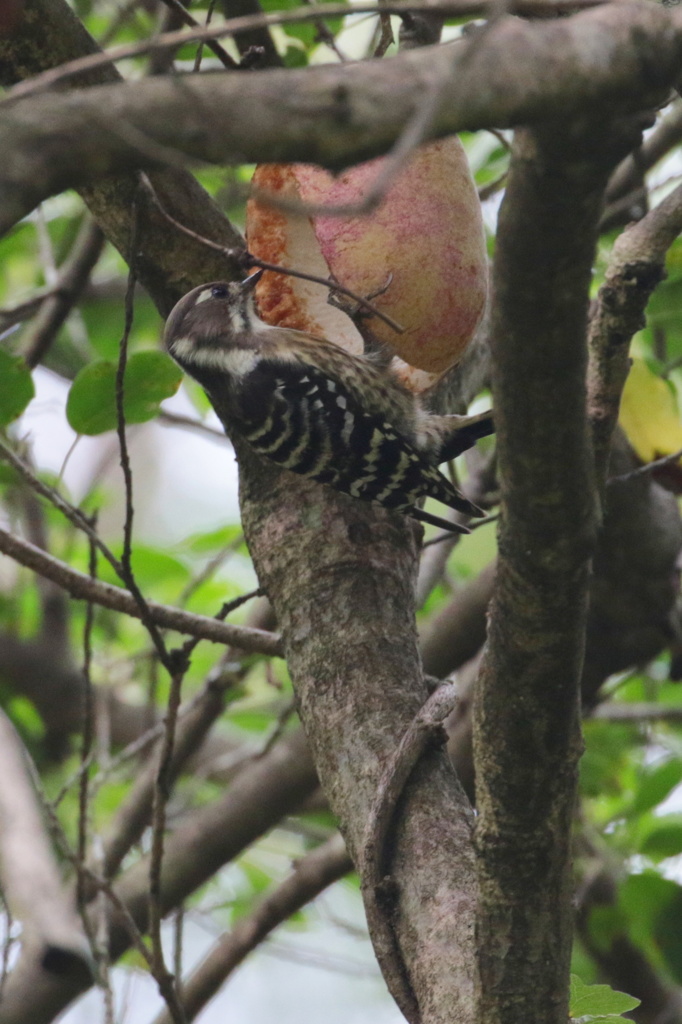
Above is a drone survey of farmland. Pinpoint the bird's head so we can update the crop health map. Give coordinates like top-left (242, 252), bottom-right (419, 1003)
top-left (163, 270), bottom-right (265, 371)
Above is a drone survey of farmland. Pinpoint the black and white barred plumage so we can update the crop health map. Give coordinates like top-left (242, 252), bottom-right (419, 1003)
top-left (164, 272), bottom-right (494, 534)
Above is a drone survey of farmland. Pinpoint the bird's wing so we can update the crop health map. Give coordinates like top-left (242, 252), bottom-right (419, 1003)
top-left (232, 359), bottom-right (483, 521)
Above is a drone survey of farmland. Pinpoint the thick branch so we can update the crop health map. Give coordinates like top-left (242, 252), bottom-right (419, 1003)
top-left (236, 440), bottom-right (477, 1024)
top-left (0, 0), bottom-right (244, 313)
top-left (605, 97), bottom-right (682, 206)
top-left (473, 115), bottom-right (638, 1023)
top-left (0, 3), bottom-right (680, 234)
top-left (588, 181), bottom-right (682, 487)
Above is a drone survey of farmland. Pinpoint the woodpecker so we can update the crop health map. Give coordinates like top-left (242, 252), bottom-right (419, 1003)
top-left (164, 271), bottom-right (494, 534)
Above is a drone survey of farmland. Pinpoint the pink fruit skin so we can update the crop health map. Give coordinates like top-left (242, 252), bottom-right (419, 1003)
top-left (293, 138), bottom-right (487, 375)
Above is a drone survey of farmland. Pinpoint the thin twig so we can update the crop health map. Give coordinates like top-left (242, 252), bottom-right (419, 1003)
top-left (606, 98), bottom-right (682, 205)
top-left (148, 668), bottom-right (186, 1021)
top-left (113, 229), bottom-right (187, 1024)
top-left (21, 219), bottom-right (105, 369)
top-left (90, 654), bottom-right (114, 1018)
top-left (157, 0), bottom-right (237, 69)
top-left (113, 201), bottom-right (180, 673)
top-left (173, 906), bottom-right (185, 1001)
top-left (0, 439), bottom-right (125, 579)
top-left (193, 0), bottom-right (219, 73)
top-left (374, 6), bottom-right (395, 57)
top-left (0, 287), bottom-right (62, 332)
top-left (150, 834), bottom-right (352, 1024)
top-left (607, 446), bottom-right (682, 484)
top-left (64, 660), bottom-right (244, 806)
top-left (247, 256), bottom-right (405, 333)
top-left (24, 757), bottom-right (156, 970)
top-left (588, 181), bottom-right (682, 489)
top-left (101, 662), bottom-right (244, 879)
top-left (590, 702), bottom-right (682, 722)
top-left (301, 0), bottom-right (348, 61)
top-left (178, 538), bottom-right (255, 605)
top-left (156, 410), bottom-right (227, 440)
top-left (141, 177), bottom-right (405, 334)
top-left (478, 170), bottom-right (508, 200)
top-left (76, 529), bottom-right (99, 962)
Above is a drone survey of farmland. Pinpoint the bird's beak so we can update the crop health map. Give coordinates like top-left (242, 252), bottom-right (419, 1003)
top-left (241, 268), bottom-right (264, 293)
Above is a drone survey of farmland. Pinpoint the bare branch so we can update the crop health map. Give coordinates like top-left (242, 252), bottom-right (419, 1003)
top-left (20, 219), bottom-right (105, 369)
top-left (606, 97), bottom-right (682, 206)
top-left (5, 0), bottom-right (610, 101)
top-left (156, 0), bottom-right (238, 69)
top-left (101, 663), bottom-right (243, 881)
top-left (156, 410), bottom-right (227, 440)
top-left (0, 710), bottom-right (93, 985)
top-left (0, 526), bottom-right (283, 656)
top-left (590, 702), bottom-right (682, 722)
top-left (0, 438), bottom-right (124, 580)
top-left (588, 180), bottom-right (682, 488)
top-left (152, 834), bottom-right (352, 1024)
top-left (2, 4), bottom-right (681, 235)
top-left (608, 444), bottom-right (682, 483)
top-left (473, 112), bottom-right (637, 1021)
top-left (142, 177), bottom-right (406, 331)
top-left (0, 728), bottom-right (318, 1023)
top-left (420, 561), bottom-right (495, 677)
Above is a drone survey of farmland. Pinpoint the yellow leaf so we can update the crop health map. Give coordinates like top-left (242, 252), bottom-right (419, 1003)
top-left (619, 359), bottom-right (682, 463)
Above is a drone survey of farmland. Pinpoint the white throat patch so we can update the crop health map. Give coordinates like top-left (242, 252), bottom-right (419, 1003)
top-left (171, 338), bottom-right (259, 378)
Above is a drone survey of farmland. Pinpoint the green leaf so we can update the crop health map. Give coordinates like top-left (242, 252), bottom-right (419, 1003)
top-left (630, 759), bottom-right (682, 817)
top-left (0, 350), bottom-right (34, 427)
top-left (228, 708), bottom-right (273, 734)
top-left (66, 351), bottom-right (182, 435)
top-left (66, 361), bottom-right (117, 434)
top-left (569, 976), bottom-right (640, 1018)
top-left (241, 860), bottom-right (273, 895)
top-left (97, 543), bottom-right (190, 595)
top-left (122, 351), bottom-right (183, 422)
top-left (6, 696), bottom-right (44, 741)
top-left (639, 816), bottom-right (682, 860)
top-left (651, 882), bottom-right (682, 984)
top-left (618, 873), bottom-right (682, 984)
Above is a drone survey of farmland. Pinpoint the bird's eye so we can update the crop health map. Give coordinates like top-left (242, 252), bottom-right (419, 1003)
top-left (210, 285), bottom-right (229, 299)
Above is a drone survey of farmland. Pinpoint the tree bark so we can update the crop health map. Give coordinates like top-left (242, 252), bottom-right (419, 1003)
top-left (474, 117), bottom-right (643, 1024)
top-left (237, 441), bottom-right (478, 1024)
top-left (0, 4), bottom-right (680, 234)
